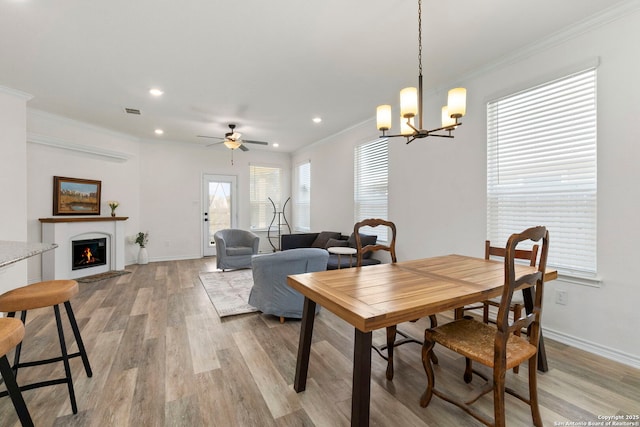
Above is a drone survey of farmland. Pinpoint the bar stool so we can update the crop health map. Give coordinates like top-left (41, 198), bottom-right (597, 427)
top-left (0, 317), bottom-right (34, 426)
top-left (0, 280), bottom-right (92, 414)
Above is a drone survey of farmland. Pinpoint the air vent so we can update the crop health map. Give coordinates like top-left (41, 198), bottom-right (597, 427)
top-left (124, 108), bottom-right (141, 115)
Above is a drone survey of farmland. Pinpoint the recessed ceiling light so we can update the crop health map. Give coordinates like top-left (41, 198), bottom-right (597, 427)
top-left (273, 143), bottom-right (279, 148)
top-left (312, 117), bottom-right (322, 123)
top-left (154, 129), bottom-right (164, 135)
top-left (149, 88), bottom-right (164, 96)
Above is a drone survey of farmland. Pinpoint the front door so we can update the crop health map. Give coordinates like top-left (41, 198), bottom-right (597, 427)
top-left (203, 174), bottom-right (237, 257)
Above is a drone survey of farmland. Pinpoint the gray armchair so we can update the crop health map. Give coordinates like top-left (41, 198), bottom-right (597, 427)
top-left (248, 248), bottom-right (329, 322)
top-left (213, 229), bottom-right (260, 271)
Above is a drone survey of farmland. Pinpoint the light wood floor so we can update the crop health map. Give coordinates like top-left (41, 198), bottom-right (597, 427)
top-left (1, 259), bottom-right (638, 426)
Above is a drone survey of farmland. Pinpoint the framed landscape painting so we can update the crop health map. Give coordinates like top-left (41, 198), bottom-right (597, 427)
top-left (53, 176), bottom-right (102, 215)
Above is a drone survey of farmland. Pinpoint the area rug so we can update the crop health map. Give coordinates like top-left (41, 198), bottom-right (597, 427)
top-left (199, 269), bottom-right (258, 318)
top-left (76, 270), bottom-right (131, 283)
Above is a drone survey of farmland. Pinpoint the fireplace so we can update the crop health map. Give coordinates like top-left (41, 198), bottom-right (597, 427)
top-left (71, 238), bottom-right (107, 271)
top-left (40, 217), bottom-right (127, 280)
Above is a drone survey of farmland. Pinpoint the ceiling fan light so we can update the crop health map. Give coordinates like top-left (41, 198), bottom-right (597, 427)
top-left (224, 139), bottom-right (242, 150)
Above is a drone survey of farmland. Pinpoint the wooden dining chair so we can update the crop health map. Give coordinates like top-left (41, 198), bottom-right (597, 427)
top-left (420, 226), bottom-right (549, 427)
top-left (455, 240), bottom-right (539, 375)
top-left (354, 218), bottom-right (437, 381)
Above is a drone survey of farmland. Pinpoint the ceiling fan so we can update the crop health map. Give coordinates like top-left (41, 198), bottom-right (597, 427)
top-left (197, 124), bottom-right (269, 152)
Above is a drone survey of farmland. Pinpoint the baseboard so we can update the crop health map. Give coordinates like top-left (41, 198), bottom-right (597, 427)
top-left (543, 326), bottom-right (640, 369)
top-left (125, 254), bottom-right (202, 265)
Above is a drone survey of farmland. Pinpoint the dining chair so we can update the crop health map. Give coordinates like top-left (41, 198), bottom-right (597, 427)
top-left (420, 226), bottom-right (549, 427)
top-left (354, 218), bottom-right (437, 381)
top-left (455, 240), bottom-right (539, 375)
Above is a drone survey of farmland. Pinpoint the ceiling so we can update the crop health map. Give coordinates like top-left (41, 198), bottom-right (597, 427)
top-left (0, 0), bottom-right (623, 153)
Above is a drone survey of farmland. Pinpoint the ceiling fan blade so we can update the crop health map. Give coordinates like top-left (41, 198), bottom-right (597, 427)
top-left (197, 135), bottom-right (224, 140)
top-left (243, 139), bottom-right (269, 145)
top-left (239, 144), bottom-right (249, 152)
top-left (206, 141), bottom-right (224, 147)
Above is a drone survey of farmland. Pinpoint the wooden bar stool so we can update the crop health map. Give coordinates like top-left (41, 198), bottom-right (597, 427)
top-left (0, 280), bottom-right (92, 414)
top-left (0, 317), bottom-right (34, 426)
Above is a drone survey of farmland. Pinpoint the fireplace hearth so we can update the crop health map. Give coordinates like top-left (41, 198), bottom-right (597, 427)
top-left (72, 238), bottom-right (107, 271)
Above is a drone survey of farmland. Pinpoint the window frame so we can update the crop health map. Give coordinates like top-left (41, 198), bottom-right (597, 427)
top-left (354, 138), bottom-right (389, 242)
top-left (293, 160), bottom-right (311, 232)
top-left (249, 164), bottom-right (283, 232)
top-left (486, 67), bottom-right (598, 279)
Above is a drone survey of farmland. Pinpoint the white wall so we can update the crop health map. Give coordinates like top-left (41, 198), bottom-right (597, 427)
top-left (23, 110), bottom-right (291, 275)
top-left (26, 110), bottom-right (142, 279)
top-left (0, 87), bottom-right (30, 294)
top-left (292, 8), bottom-right (640, 367)
top-left (137, 138), bottom-right (290, 260)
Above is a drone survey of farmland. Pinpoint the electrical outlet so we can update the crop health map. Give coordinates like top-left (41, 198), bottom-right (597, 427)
top-left (555, 290), bottom-right (568, 305)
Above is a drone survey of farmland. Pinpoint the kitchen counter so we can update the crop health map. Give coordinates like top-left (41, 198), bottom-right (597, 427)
top-left (0, 241), bottom-right (58, 268)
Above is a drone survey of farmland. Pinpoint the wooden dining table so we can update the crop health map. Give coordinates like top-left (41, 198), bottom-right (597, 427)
top-left (288, 254), bottom-right (558, 427)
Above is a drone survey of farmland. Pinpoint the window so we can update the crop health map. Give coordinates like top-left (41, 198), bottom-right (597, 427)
top-left (354, 138), bottom-right (389, 241)
top-left (487, 68), bottom-right (597, 276)
top-left (293, 161), bottom-right (311, 232)
top-left (250, 165), bottom-right (282, 230)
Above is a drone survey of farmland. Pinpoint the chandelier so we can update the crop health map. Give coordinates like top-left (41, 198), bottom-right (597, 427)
top-left (376, 0), bottom-right (467, 143)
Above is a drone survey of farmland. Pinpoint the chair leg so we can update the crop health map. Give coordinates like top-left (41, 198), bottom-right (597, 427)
top-left (54, 304), bottom-right (78, 414)
top-left (420, 338), bottom-right (436, 407)
top-left (279, 316), bottom-right (285, 324)
top-left (64, 301), bottom-right (92, 377)
top-left (483, 302), bottom-right (490, 323)
top-left (493, 361), bottom-right (507, 427)
top-left (0, 355), bottom-right (34, 427)
top-left (7, 311), bottom-right (27, 379)
top-left (464, 357), bottom-right (473, 383)
top-left (385, 325), bottom-right (396, 380)
top-left (528, 355), bottom-right (543, 427)
top-left (512, 303), bottom-right (523, 374)
top-left (428, 315), bottom-right (439, 365)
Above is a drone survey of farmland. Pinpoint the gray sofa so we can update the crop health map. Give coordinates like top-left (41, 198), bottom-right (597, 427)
top-left (280, 231), bottom-right (381, 269)
top-left (213, 229), bottom-right (260, 271)
top-left (248, 248), bottom-right (328, 321)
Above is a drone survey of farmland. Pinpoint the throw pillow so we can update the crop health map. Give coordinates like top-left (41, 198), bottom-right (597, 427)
top-left (347, 233), bottom-right (377, 259)
top-left (311, 231), bottom-right (342, 248)
top-left (325, 238), bottom-right (348, 249)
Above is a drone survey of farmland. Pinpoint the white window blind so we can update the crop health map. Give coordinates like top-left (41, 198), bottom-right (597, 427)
top-left (354, 138), bottom-right (389, 241)
top-left (250, 165), bottom-right (281, 230)
top-left (294, 161), bottom-right (311, 232)
top-left (487, 68), bottom-right (597, 276)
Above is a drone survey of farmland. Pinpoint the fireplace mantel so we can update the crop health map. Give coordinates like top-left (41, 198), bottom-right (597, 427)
top-left (39, 217), bottom-right (129, 223)
top-left (40, 217), bottom-right (128, 280)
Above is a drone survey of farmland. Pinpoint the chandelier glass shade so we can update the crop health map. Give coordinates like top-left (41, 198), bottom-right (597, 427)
top-left (376, 0), bottom-right (467, 143)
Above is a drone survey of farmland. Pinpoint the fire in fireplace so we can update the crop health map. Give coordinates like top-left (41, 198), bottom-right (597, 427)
top-left (72, 238), bottom-right (107, 271)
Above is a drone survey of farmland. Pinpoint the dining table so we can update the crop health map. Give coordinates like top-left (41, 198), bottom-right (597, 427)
top-left (288, 254), bottom-right (558, 427)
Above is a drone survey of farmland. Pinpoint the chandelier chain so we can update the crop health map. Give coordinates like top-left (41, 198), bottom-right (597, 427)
top-left (418, 0), bottom-right (422, 77)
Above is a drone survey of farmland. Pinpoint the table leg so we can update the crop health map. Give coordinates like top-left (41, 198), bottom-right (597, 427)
top-left (294, 297), bottom-right (316, 392)
top-left (523, 287), bottom-right (548, 372)
top-left (352, 329), bottom-right (372, 427)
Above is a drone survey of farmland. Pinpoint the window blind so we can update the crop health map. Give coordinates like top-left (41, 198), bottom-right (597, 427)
top-left (354, 138), bottom-right (389, 241)
top-left (294, 161), bottom-right (311, 232)
top-left (487, 68), bottom-right (597, 275)
top-left (249, 165), bottom-right (281, 230)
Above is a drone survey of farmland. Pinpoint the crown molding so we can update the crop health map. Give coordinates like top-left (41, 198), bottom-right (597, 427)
top-left (28, 108), bottom-right (141, 143)
top-left (27, 132), bottom-right (132, 162)
top-left (459, 0), bottom-right (640, 84)
top-left (0, 85), bottom-right (33, 101)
